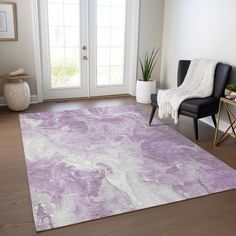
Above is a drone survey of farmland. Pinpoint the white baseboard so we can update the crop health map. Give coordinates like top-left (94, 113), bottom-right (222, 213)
top-left (0, 95), bottom-right (38, 107)
top-left (200, 117), bottom-right (229, 133)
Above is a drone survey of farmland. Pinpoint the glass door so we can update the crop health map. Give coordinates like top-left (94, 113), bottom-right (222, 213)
top-left (89, 0), bottom-right (129, 96)
top-left (40, 0), bottom-right (132, 99)
top-left (40, 0), bottom-right (89, 100)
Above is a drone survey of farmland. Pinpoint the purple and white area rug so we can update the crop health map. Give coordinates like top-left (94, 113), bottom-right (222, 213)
top-left (20, 105), bottom-right (236, 231)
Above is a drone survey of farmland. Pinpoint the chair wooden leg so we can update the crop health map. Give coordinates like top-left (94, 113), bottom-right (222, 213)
top-left (193, 118), bottom-right (199, 140)
top-left (149, 106), bottom-right (156, 126)
top-left (211, 114), bottom-right (217, 127)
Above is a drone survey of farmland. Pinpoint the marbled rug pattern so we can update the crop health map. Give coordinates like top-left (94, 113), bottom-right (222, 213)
top-left (20, 106), bottom-right (236, 231)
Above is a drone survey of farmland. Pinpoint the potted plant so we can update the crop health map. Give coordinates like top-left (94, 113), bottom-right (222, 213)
top-left (136, 48), bottom-right (159, 104)
top-left (226, 84), bottom-right (236, 92)
top-left (225, 84), bottom-right (236, 99)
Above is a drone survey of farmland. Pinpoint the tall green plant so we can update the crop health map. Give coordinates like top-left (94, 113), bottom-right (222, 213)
top-left (139, 48), bottom-right (159, 81)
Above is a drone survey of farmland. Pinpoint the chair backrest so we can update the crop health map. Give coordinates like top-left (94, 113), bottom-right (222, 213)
top-left (177, 60), bottom-right (232, 98)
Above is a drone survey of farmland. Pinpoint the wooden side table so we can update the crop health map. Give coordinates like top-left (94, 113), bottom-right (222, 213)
top-left (214, 97), bottom-right (236, 157)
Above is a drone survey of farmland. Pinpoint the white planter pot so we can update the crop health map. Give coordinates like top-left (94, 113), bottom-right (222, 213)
top-left (136, 80), bottom-right (156, 104)
top-left (224, 89), bottom-right (231, 96)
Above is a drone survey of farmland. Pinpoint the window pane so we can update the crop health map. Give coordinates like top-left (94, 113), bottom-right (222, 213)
top-left (111, 28), bottom-right (124, 47)
top-left (111, 0), bottom-right (126, 7)
top-left (65, 27), bottom-right (80, 47)
top-left (65, 48), bottom-right (80, 68)
top-left (111, 48), bottom-right (124, 65)
top-left (97, 47), bottom-right (110, 66)
top-left (65, 67), bottom-right (80, 87)
top-left (49, 26), bottom-right (64, 47)
top-left (96, 1), bottom-right (126, 86)
top-left (50, 47), bottom-right (65, 68)
top-left (110, 66), bottom-right (123, 84)
top-left (97, 28), bottom-right (110, 47)
top-left (65, 0), bottom-right (80, 4)
top-left (48, 3), bottom-right (63, 26)
top-left (48, 0), bottom-right (63, 3)
top-left (97, 6), bottom-right (111, 27)
top-left (51, 67), bottom-right (66, 88)
top-left (97, 0), bottom-right (111, 6)
top-left (97, 66), bottom-right (110, 86)
top-left (48, 1), bottom-right (81, 88)
top-left (64, 4), bottom-right (80, 26)
top-left (111, 7), bottom-right (125, 27)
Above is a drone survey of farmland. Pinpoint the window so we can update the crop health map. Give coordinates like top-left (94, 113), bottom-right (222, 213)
top-left (48, 0), bottom-right (81, 88)
top-left (96, 0), bottom-right (126, 86)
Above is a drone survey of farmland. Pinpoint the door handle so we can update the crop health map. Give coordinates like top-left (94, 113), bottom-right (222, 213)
top-left (82, 46), bottom-right (87, 50)
top-left (83, 56), bottom-right (88, 60)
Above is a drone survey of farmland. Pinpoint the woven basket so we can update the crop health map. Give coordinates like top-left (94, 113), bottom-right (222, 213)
top-left (4, 80), bottom-right (30, 111)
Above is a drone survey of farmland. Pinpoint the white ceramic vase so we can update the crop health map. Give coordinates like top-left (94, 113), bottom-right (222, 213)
top-left (4, 80), bottom-right (30, 111)
top-left (136, 80), bottom-right (156, 104)
top-left (224, 89), bottom-right (231, 96)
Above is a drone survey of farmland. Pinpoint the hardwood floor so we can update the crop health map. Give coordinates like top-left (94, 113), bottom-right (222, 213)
top-left (0, 96), bottom-right (236, 236)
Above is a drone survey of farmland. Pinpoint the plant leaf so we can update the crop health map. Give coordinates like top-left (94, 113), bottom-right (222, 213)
top-left (139, 48), bottom-right (159, 81)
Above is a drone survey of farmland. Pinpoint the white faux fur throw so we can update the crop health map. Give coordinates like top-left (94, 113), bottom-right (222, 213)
top-left (158, 59), bottom-right (218, 124)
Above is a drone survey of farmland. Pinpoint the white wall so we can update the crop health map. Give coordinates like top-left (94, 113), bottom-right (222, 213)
top-left (161, 0), bottom-right (236, 89)
top-left (138, 0), bottom-right (165, 87)
top-left (0, 0), bottom-right (37, 96)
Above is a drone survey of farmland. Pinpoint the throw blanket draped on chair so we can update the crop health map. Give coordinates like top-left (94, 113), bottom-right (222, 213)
top-left (158, 59), bottom-right (218, 123)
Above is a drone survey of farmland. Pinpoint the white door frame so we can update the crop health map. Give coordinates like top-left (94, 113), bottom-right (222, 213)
top-left (31, 0), bottom-right (139, 101)
top-left (128, 0), bottom-right (140, 96)
top-left (31, 0), bottom-right (43, 102)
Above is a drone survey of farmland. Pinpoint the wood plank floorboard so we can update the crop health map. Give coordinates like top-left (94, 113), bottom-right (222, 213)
top-left (0, 97), bottom-right (235, 236)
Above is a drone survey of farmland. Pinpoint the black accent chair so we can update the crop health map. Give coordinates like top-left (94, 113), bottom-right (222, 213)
top-left (149, 60), bottom-right (232, 140)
